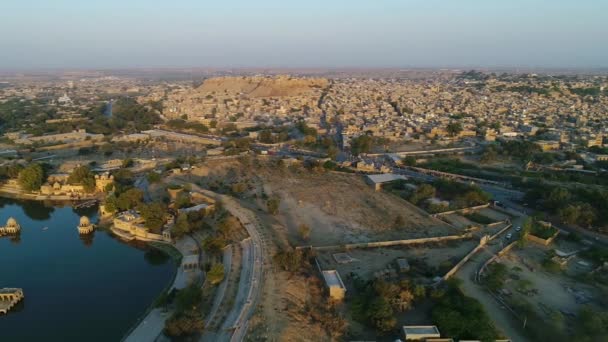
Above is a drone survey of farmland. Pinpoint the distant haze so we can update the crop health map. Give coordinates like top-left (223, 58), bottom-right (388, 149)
top-left (2, 0), bottom-right (607, 70)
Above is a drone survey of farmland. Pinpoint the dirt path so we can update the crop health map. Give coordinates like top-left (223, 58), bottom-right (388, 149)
top-left (456, 248), bottom-right (529, 342)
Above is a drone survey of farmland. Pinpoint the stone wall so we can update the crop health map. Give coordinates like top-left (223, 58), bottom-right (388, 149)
top-left (302, 233), bottom-right (473, 252)
top-left (477, 241), bottom-right (518, 282)
top-left (525, 231), bottom-right (559, 246)
top-left (442, 235), bottom-right (490, 281)
top-left (432, 203), bottom-right (490, 217)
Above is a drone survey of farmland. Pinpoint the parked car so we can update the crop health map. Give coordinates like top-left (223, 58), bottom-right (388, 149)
top-left (506, 233), bottom-right (513, 240)
top-left (516, 226), bottom-right (521, 232)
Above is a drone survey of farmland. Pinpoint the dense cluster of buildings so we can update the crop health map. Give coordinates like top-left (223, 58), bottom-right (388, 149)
top-left (156, 76), bottom-right (326, 130)
top-left (319, 76), bottom-right (607, 149)
top-left (6, 129), bottom-right (104, 146)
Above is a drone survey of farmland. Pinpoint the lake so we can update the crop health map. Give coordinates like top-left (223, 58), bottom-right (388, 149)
top-left (0, 198), bottom-right (176, 341)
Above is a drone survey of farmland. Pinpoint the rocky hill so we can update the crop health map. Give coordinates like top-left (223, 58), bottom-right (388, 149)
top-left (196, 75), bottom-right (328, 98)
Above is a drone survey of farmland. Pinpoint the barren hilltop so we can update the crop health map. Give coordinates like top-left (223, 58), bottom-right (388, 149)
top-left (196, 75), bottom-right (328, 98)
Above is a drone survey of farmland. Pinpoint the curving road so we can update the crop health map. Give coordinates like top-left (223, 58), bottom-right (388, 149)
top-left (200, 191), bottom-right (265, 342)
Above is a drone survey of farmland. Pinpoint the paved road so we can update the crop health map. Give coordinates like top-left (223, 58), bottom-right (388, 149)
top-left (205, 245), bottom-right (232, 323)
top-left (198, 191), bottom-right (265, 342)
top-left (453, 212), bottom-right (527, 342)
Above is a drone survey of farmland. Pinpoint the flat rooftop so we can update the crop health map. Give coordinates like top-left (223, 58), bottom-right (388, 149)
top-left (322, 270), bottom-right (345, 288)
top-left (366, 173), bottom-right (407, 184)
top-left (403, 325), bottom-right (440, 335)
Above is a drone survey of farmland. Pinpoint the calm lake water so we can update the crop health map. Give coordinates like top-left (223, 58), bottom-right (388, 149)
top-left (0, 198), bottom-right (176, 342)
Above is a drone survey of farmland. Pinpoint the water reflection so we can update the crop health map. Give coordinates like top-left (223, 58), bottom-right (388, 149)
top-left (79, 231), bottom-right (95, 247)
top-left (144, 248), bottom-right (171, 265)
top-left (0, 197), bottom-right (176, 342)
top-left (17, 200), bottom-right (55, 221)
top-left (72, 204), bottom-right (99, 218)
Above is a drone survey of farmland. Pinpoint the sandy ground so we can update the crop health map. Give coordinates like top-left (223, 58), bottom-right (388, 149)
top-left (442, 213), bottom-right (475, 229)
top-left (316, 241), bottom-right (478, 283)
top-left (259, 168), bottom-right (453, 246)
top-left (500, 245), bottom-right (601, 320)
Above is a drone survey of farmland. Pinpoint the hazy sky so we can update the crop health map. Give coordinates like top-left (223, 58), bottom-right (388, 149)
top-left (2, 0), bottom-right (607, 69)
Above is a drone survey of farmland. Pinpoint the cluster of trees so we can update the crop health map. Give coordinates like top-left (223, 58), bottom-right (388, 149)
top-left (111, 98), bottom-right (162, 133)
top-left (408, 184), bottom-right (436, 205)
top-left (166, 119), bottom-right (209, 133)
top-left (484, 263), bottom-right (508, 291)
top-left (138, 202), bottom-right (167, 233)
top-left (433, 179), bottom-right (490, 209)
top-left (164, 284), bottom-right (205, 338)
top-left (431, 281), bottom-right (501, 341)
top-left (479, 140), bottom-right (546, 164)
top-left (389, 178), bottom-right (490, 212)
top-left (104, 188), bottom-right (144, 213)
top-left (18, 163), bottom-right (45, 191)
top-left (0, 164), bottom-right (24, 181)
top-left (350, 135), bottom-right (373, 155)
top-left (351, 277), bottom-right (422, 333)
top-left (200, 213), bottom-right (241, 255)
top-left (222, 137), bottom-right (251, 155)
top-left (500, 140), bottom-right (542, 160)
top-left (295, 120), bottom-right (318, 137)
top-left (350, 135), bottom-right (390, 156)
top-left (273, 248), bottom-right (306, 273)
top-left (0, 98), bottom-right (55, 133)
top-left (67, 165), bottom-right (96, 193)
top-left (258, 128), bottom-right (289, 144)
top-left (446, 122), bottom-right (463, 137)
top-left (575, 306), bottom-right (608, 341)
top-left (174, 209), bottom-right (213, 239)
top-left (525, 186), bottom-right (608, 230)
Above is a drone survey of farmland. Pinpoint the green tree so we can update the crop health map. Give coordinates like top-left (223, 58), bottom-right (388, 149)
top-left (298, 223), bottom-right (311, 241)
top-left (116, 188), bottom-right (144, 211)
top-left (409, 184), bottom-right (436, 205)
top-left (403, 156), bottom-right (416, 166)
top-left (146, 171), bottom-right (161, 183)
top-left (202, 236), bottom-right (227, 255)
top-left (218, 215), bottom-right (240, 239)
top-left (267, 198), bottom-right (280, 215)
top-left (558, 204), bottom-right (580, 225)
top-left (578, 203), bottom-right (597, 227)
top-left (164, 309), bottom-right (205, 337)
top-left (546, 188), bottom-right (571, 211)
top-left (138, 202), bottom-right (166, 233)
top-left (172, 212), bottom-right (191, 238)
top-left (485, 263), bottom-right (508, 291)
top-left (446, 122), bottom-right (463, 137)
top-left (18, 163), bottom-right (44, 191)
top-left (104, 194), bottom-right (118, 213)
top-left (67, 165), bottom-right (96, 193)
top-left (273, 249), bottom-right (303, 272)
top-left (206, 263), bottom-right (225, 285)
top-left (350, 135), bottom-right (373, 155)
top-left (368, 297), bottom-right (396, 332)
top-left (175, 191), bottom-right (192, 209)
